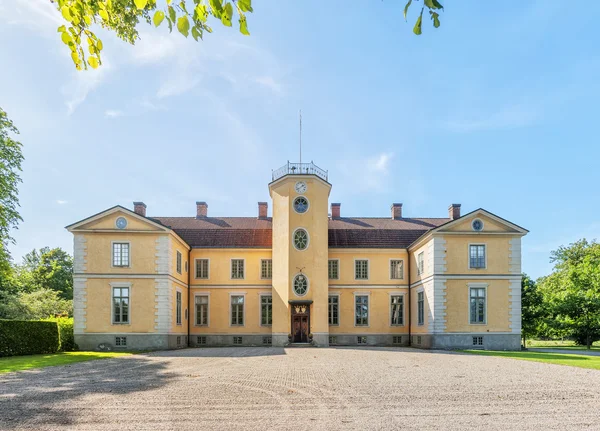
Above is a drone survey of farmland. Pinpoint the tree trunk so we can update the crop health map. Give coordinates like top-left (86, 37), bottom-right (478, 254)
top-left (587, 333), bottom-right (591, 350)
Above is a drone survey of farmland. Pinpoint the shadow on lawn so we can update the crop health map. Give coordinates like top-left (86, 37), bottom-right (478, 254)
top-left (0, 354), bottom-right (169, 429)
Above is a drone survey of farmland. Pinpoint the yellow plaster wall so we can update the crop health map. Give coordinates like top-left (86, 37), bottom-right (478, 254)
top-left (410, 285), bottom-right (430, 334)
top-left (444, 235), bottom-right (511, 274)
top-left (445, 279), bottom-right (510, 332)
top-left (189, 288), bottom-right (272, 334)
top-left (85, 278), bottom-right (156, 333)
top-left (328, 249), bottom-right (408, 285)
top-left (270, 186), bottom-right (290, 335)
top-left (84, 233), bottom-right (159, 274)
top-left (170, 236), bottom-right (190, 284)
top-left (328, 289), bottom-right (408, 334)
top-left (189, 249), bottom-right (273, 285)
top-left (171, 282), bottom-right (189, 333)
top-left (409, 238), bottom-right (433, 285)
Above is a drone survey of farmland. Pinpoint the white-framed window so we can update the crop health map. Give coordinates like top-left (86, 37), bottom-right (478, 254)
top-left (292, 228), bottom-right (309, 251)
top-left (390, 295), bottom-right (404, 326)
top-left (263, 336), bottom-right (272, 345)
top-left (355, 260), bottom-right (369, 280)
top-left (328, 295), bottom-right (339, 325)
top-left (176, 291), bottom-right (182, 325)
top-left (417, 291), bottom-right (424, 326)
top-left (233, 336), bottom-right (243, 345)
top-left (260, 295), bottom-right (272, 325)
top-left (176, 251), bottom-right (182, 274)
top-left (112, 286), bottom-right (129, 324)
top-left (195, 295), bottom-right (209, 326)
top-left (328, 259), bottom-right (339, 280)
top-left (115, 336), bottom-right (127, 346)
top-left (469, 244), bottom-right (486, 269)
top-left (112, 242), bottom-right (130, 267)
top-left (357, 336), bottom-right (367, 344)
top-left (417, 252), bottom-right (424, 275)
top-left (195, 259), bottom-right (209, 279)
top-left (231, 259), bottom-right (245, 279)
top-left (231, 295), bottom-right (245, 326)
top-left (293, 196), bottom-right (309, 214)
top-left (261, 259), bottom-right (272, 279)
top-left (470, 286), bottom-right (487, 324)
top-left (293, 273), bottom-right (309, 296)
top-left (390, 260), bottom-right (404, 279)
top-left (355, 295), bottom-right (369, 326)
top-left (473, 336), bottom-right (484, 346)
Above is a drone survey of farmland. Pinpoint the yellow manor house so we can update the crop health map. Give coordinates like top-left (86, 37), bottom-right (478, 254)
top-left (67, 162), bottom-right (528, 351)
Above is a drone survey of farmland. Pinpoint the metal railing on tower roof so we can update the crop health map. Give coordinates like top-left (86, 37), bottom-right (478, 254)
top-left (272, 162), bottom-right (328, 182)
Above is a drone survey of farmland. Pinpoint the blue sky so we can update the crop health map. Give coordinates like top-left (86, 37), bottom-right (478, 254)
top-left (0, 0), bottom-right (598, 279)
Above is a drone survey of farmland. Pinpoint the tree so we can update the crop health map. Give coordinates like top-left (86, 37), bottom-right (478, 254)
top-left (51, 0), bottom-right (254, 70)
top-left (521, 273), bottom-right (543, 348)
top-left (50, 0), bottom-right (442, 71)
top-left (0, 108), bottom-right (24, 281)
top-left (32, 248), bottom-right (74, 300)
top-left (540, 239), bottom-right (600, 349)
top-left (0, 289), bottom-right (72, 320)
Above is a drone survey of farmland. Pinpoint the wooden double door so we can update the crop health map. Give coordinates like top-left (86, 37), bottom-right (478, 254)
top-left (291, 304), bottom-right (310, 343)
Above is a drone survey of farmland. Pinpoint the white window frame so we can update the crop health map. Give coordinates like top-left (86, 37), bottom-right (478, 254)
top-left (417, 252), bottom-right (425, 276)
top-left (110, 282), bottom-right (132, 325)
top-left (176, 250), bottom-right (182, 274)
top-left (468, 243), bottom-right (487, 269)
top-left (195, 258), bottom-right (210, 280)
top-left (260, 259), bottom-right (272, 280)
top-left (292, 273), bottom-right (309, 297)
top-left (353, 292), bottom-right (370, 327)
top-left (468, 283), bottom-right (488, 325)
top-left (417, 288), bottom-right (425, 326)
top-left (111, 241), bottom-right (131, 268)
top-left (328, 293), bottom-right (340, 326)
top-left (292, 195), bottom-right (310, 214)
top-left (194, 293), bottom-right (210, 327)
top-left (389, 293), bottom-right (406, 326)
top-left (259, 293), bottom-right (272, 326)
top-left (389, 259), bottom-right (404, 280)
top-left (328, 259), bottom-right (340, 280)
top-left (292, 227), bottom-right (310, 251)
top-left (230, 258), bottom-right (245, 280)
top-left (176, 289), bottom-right (182, 325)
top-left (354, 259), bottom-right (369, 280)
top-left (229, 293), bottom-right (246, 327)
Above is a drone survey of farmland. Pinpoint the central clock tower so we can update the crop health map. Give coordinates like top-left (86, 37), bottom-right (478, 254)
top-left (269, 168), bottom-right (331, 346)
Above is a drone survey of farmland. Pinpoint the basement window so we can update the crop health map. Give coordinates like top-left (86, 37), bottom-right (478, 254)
top-left (197, 336), bottom-right (207, 345)
top-left (115, 336), bottom-right (127, 347)
top-left (357, 336), bottom-right (367, 345)
top-left (233, 336), bottom-right (243, 345)
top-left (473, 336), bottom-right (483, 346)
top-left (329, 336), bottom-right (337, 345)
top-left (262, 336), bottom-right (272, 345)
top-left (393, 336), bottom-right (402, 345)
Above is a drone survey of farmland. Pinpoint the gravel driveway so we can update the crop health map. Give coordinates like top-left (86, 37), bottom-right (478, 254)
top-left (1, 347), bottom-right (599, 430)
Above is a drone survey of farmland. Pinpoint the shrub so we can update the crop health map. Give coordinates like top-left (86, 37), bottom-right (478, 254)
top-left (0, 320), bottom-right (60, 357)
top-left (43, 317), bottom-right (77, 351)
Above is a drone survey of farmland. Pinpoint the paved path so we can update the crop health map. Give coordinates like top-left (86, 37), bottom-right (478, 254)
top-left (529, 348), bottom-right (600, 356)
top-left (1, 347), bottom-right (599, 430)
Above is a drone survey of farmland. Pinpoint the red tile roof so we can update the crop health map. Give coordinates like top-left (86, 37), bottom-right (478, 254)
top-left (152, 216), bottom-right (450, 249)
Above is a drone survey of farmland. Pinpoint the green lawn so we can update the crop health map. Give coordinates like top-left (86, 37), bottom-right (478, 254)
top-left (463, 350), bottom-right (600, 370)
top-left (525, 339), bottom-right (600, 350)
top-left (0, 351), bottom-right (131, 374)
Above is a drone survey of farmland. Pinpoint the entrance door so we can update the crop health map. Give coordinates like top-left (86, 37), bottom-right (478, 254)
top-left (291, 303), bottom-right (310, 343)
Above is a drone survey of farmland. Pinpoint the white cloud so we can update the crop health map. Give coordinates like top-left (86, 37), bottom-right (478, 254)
top-left (338, 152), bottom-right (395, 193)
top-left (367, 152), bottom-right (393, 173)
top-left (56, 200), bottom-right (68, 205)
top-left (104, 109), bottom-right (124, 118)
top-left (62, 64), bottom-right (109, 115)
top-left (1, 0), bottom-right (62, 34)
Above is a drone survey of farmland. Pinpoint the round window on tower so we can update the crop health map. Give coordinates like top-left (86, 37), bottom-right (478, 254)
top-left (293, 274), bottom-right (309, 296)
top-left (293, 196), bottom-right (309, 214)
top-left (293, 228), bottom-right (309, 251)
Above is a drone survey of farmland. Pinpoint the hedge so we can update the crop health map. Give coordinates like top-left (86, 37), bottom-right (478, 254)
top-left (0, 320), bottom-right (60, 357)
top-left (44, 317), bottom-right (77, 351)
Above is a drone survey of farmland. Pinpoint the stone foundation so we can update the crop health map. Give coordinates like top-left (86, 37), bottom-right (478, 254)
top-left (75, 334), bottom-right (187, 351)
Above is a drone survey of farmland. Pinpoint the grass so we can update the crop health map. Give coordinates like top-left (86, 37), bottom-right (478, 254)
top-left (0, 351), bottom-right (131, 374)
top-left (525, 339), bottom-right (600, 351)
top-left (463, 350), bottom-right (600, 370)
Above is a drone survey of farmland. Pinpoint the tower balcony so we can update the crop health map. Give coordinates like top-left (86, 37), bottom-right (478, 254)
top-left (272, 161), bottom-right (328, 182)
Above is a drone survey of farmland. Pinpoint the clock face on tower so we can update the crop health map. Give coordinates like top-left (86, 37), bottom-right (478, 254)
top-left (295, 181), bottom-right (307, 194)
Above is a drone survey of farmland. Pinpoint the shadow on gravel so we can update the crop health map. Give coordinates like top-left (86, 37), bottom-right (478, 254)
top-left (149, 347), bottom-right (287, 358)
top-left (0, 355), bottom-right (169, 429)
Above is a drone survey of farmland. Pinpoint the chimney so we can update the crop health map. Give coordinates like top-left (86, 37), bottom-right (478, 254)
top-left (258, 202), bottom-right (268, 219)
top-left (391, 203), bottom-right (402, 220)
top-left (331, 203), bottom-right (341, 219)
top-left (196, 201), bottom-right (208, 218)
top-left (133, 201), bottom-right (146, 217)
top-left (448, 203), bottom-right (461, 220)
